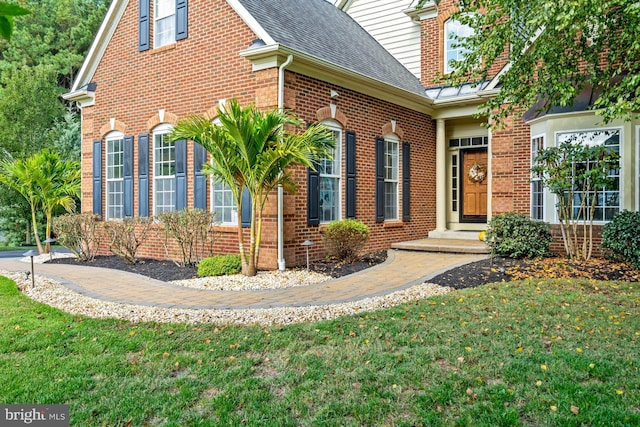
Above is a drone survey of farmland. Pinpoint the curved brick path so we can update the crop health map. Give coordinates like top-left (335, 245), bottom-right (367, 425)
top-left (0, 251), bottom-right (486, 309)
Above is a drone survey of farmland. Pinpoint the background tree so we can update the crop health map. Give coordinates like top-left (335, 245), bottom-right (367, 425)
top-left (170, 99), bottom-right (335, 276)
top-left (438, 0), bottom-right (640, 125)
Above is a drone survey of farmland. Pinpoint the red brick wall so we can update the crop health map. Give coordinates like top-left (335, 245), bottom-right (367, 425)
top-left (420, 0), bottom-right (509, 87)
top-left (81, 0), bottom-right (436, 269)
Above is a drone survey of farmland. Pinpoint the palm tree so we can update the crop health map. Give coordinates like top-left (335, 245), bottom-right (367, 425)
top-left (170, 99), bottom-right (335, 276)
top-left (34, 149), bottom-right (81, 253)
top-left (0, 149), bottom-right (80, 254)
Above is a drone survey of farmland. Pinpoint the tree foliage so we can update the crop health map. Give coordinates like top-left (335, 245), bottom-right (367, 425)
top-left (0, 0), bottom-right (110, 88)
top-left (0, 149), bottom-right (80, 253)
top-left (443, 0), bottom-right (640, 125)
top-left (531, 139), bottom-right (619, 261)
top-left (170, 99), bottom-right (335, 276)
top-left (0, 2), bottom-right (30, 41)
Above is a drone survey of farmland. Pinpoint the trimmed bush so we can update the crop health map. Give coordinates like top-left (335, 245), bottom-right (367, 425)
top-left (601, 210), bottom-right (640, 269)
top-left (157, 208), bottom-right (217, 267)
top-left (198, 254), bottom-right (242, 277)
top-left (323, 219), bottom-right (370, 262)
top-left (486, 212), bottom-right (551, 259)
top-left (104, 217), bottom-right (153, 264)
top-left (54, 213), bottom-right (101, 261)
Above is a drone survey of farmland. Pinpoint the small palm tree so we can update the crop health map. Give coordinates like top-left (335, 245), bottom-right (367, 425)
top-left (34, 149), bottom-right (81, 253)
top-left (0, 149), bottom-right (80, 254)
top-left (170, 99), bottom-right (335, 276)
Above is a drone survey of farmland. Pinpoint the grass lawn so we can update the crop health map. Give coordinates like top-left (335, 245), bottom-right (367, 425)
top-left (0, 275), bottom-right (638, 426)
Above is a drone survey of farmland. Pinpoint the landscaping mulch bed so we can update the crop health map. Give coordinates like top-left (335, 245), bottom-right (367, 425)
top-left (429, 255), bottom-right (640, 289)
top-left (49, 250), bottom-right (389, 282)
top-left (49, 251), bottom-right (638, 286)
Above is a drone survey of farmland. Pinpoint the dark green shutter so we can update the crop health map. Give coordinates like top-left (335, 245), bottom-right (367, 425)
top-left (193, 142), bottom-right (206, 209)
top-left (92, 139), bottom-right (102, 216)
top-left (375, 137), bottom-right (385, 222)
top-left (402, 142), bottom-right (410, 222)
top-left (138, 0), bottom-right (149, 51)
top-left (138, 134), bottom-right (149, 216)
top-left (307, 163), bottom-right (320, 225)
top-left (345, 131), bottom-right (356, 219)
top-left (175, 139), bottom-right (187, 210)
top-left (123, 136), bottom-right (134, 217)
top-left (176, 0), bottom-right (188, 40)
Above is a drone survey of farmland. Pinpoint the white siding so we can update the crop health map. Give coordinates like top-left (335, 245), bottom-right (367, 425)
top-left (343, 0), bottom-right (421, 79)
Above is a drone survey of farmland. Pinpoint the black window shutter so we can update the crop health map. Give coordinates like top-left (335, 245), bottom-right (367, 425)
top-left (92, 139), bottom-right (102, 216)
top-left (375, 137), bottom-right (385, 222)
top-left (123, 136), bottom-right (134, 217)
top-left (193, 142), bottom-right (207, 210)
top-left (307, 163), bottom-right (320, 225)
top-left (402, 142), bottom-right (411, 222)
top-left (138, 0), bottom-right (149, 51)
top-left (345, 131), bottom-right (356, 219)
top-left (176, 0), bottom-right (188, 41)
top-left (175, 139), bottom-right (187, 210)
top-left (138, 134), bottom-right (149, 216)
top-left (241, 187), bottom-right (251, 228)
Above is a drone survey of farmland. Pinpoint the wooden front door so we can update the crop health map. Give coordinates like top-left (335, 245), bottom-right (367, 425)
top-left (461, 149), bottom-right (488, 222)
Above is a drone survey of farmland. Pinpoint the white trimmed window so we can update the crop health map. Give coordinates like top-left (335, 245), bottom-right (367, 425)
top-left (444, 18), bottom-right (474, 74)
top-left (556, 128), bottom-right (621, 222)
top-left (153, 124), bottom-right (175, 215)
top-left (106, 132), bottom-right (124, 220)
top-left (531, 135), bottom-right (545, 220)
top-left (211, 181), bottom-right (237, 225)
top-left (154, 0), bottom-right (176, 48)
top-left (319, 121), bottom-right (342, 223)
top-left (384, 134), bottom-right (399, 220)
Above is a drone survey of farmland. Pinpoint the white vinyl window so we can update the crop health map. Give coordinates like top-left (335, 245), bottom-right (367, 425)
top-left (556, 128), bottom-right (621, 222)
top-left (531, 135), bottom-right (545, 220)
top-left (153, 124), bottom-right (175, 215)
top-left (444, 18), bottom-right (474, 74)
top-left (319, 122), bottom-right (342, 223)
top-left (106, 132), bottom-right (124, 220)
top-left (384, 135), bottom-right (399, 220)
top-left (212, 181), bottom-right (237, 225)
top-left (154, 0), bottom-right (176, 48)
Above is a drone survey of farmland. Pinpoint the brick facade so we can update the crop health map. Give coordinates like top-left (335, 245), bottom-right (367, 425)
top-left (79, 0), bottom-right (437, 269)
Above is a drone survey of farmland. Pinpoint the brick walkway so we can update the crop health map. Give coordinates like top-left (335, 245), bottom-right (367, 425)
top-left (0, 251), bottom-right (486, 310)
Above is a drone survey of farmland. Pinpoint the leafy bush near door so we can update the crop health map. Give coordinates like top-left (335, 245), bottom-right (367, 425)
top-left (323, 219), bottom-right (370, 262)
top-left (601, 210), bottom-right (640, 269)
top-left (486, 212), bottom-right (551, 259)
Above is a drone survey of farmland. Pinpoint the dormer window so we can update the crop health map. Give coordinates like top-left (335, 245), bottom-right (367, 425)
top-left (444, 18), bottom-right (474, 74)
top-left (155, 0), bottom-right (176, 48)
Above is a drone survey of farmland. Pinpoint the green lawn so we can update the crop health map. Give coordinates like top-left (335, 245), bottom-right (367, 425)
top-left (1, 275), bottom-right (638, 426)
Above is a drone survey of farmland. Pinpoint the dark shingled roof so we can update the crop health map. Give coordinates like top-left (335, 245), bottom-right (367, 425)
top-left (522, 83), bottom-right (603, 122)
top-left (238, 0), bottom-right (427, 97)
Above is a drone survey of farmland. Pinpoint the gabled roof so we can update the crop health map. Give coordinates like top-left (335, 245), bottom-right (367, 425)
top-left (236, 0), bottom-right (427, 97)
top-left (68, 0), bottom-right (428, 102)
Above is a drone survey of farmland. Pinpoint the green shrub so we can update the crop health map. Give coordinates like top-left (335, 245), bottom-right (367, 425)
top-left (486, 212), bottom-right (551, 259)
top-left (157, 208), bottom-right (217, 266)
top-left (54, 213), bottom-right (101, 261)
top-left (323, 219), bottom-right (370, 262)
top-left (198, 254), bottom-right (242, 277)
top-left (601, 210), bottom-right (640, 269)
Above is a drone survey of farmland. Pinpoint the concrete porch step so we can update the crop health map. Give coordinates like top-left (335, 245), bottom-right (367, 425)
top-left (391, 238), bottom-right (489, 254)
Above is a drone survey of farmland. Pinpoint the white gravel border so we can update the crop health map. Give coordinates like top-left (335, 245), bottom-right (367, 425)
top-left (1, 268), bottom-right (452, 326)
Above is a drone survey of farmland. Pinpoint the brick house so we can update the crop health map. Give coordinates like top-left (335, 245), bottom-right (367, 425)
top-left (65, 0), bottom-right (639, 268)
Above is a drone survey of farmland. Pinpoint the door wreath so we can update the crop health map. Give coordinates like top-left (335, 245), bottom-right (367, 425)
top-left (468, 163), bottom-right (487, 183)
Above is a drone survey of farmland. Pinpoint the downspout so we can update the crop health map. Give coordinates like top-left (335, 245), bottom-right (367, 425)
top-left (277, 54), bottom-right (294, 271)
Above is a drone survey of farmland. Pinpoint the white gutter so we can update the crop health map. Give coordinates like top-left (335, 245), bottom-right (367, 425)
top-left (277, 54), bottom-right (294, 271)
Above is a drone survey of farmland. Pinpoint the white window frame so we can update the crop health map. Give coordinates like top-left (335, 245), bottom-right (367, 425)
top-left (530, 134), bottom-right (545, 221)
top-left (444, 17), bottom-right (474, 74)
top-left (154, 0), bottom-right (176, 48)
top-left (553, 127), bottom-right (622, 223)
top-left (384, 134), bottom-right (399, 221)
top-left (153, 123), bottom-right (175, 215)
top-left (319, 120), bottom-right (342, 224)
top-left (105, 131), bottom-right (125, 220)
top-left (209, 115), bottom-right (239, 226)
